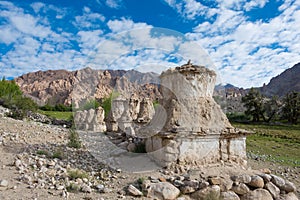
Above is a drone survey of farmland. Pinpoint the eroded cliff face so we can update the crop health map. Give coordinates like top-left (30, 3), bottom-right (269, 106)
top-left (15, 68), bottom-right (161, 108)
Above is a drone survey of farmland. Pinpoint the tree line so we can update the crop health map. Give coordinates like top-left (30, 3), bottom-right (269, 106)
top-left (241, 88), bottom-right (300, 124)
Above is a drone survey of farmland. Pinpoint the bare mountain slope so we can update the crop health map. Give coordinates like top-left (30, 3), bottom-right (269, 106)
top-left (15, 68), bottom-right (161, 107)
top-left (260, 62), bottom-right (300, 97)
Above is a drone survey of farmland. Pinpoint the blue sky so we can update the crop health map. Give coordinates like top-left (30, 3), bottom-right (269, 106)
top-left (0, 0), bottom-right (299, 87)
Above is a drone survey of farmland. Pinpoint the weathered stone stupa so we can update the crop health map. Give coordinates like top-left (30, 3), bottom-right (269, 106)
top-left (145, 62), bottom-right (251, 168)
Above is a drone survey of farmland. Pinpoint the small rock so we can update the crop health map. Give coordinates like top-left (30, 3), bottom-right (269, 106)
top-left (240, 188), bottom-right (273, 200)
top-left (0, 180), bottom-right (8, 187)
top-left (96, 184), bottom-right (104, 192)
top-left (159, 177), bottom-right (167, 182)
top-left (248, 175), bottom-right (264, 188)
top-left (15, 159), bottom-right (22, 168)
top-left (102, 187), bottom-right (112, 193)
top-left (199, 181), bottom-right (210, 189)
top-left (127, 143), bottom-right (136, 152)
top-left (82, 178), bottom-right (88, 183)
top-left (209, 177), bottom-right (221, 185)
top-left (265, 182), bottom-right (280, 199)
top-left (127, 184), bottom-right (143, 196)
top-left (81, 184), bottom-right (92, 193)
top-left (261, 168), bottom-right (271, 174)
top-left (56, 185), bottom-right (65, 190)
top-left (173, 180), bottom-right (184, 187)
top-left (220, 191), bottom-right (240, 200)
top-left (181, 180), bottom-right (199, 194)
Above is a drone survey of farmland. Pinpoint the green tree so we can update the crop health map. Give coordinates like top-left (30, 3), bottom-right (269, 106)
top-left (281, 91), bottom-right (300, 124)
top-left (81, 99), bottom-right (100, 110)
top-left (0, 78), bottom-right (37, 119)
top-left (242, 88), bottom-right (264, 122)
top-left (262, 95), bottom-right (280, 122)
top-left (0, 78), bottom-right (22, 103)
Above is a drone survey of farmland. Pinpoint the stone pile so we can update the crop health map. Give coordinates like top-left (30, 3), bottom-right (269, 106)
top-left (74, 106), bottom-right (106, 132)
top-left (106, 96), bottom-right (155, 132)
top-left (127, 172), bottom-right (299, 200)
top-left (26, 111), bottom-right (52, 124)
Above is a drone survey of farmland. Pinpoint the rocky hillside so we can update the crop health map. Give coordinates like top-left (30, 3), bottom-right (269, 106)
top-left (260, 62), bottom-right (300, 97)
top-left (15, 68), bottom-right (161, 108)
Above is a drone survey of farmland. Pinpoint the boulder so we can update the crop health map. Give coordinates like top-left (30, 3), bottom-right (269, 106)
top-left (146, 182), bottom-right (180, 200)
top-left (281, 180), bottom-right (297, 193)
top-left (258, 173), bottom-right (271, 183)
top-left (264, 182), bottom-right (280, 199)
top-left (231, 174), bottom-right (251, 184)
top-left (240, 188), bottom-right (273, 200)
top-left (248, 175), bottom-right (264, 188)
top-left (282, 192), bottom-right (299, 200)
top-left (220, 191), bottom-right (240, 200)
top-left (191, 185), bottom-right (221, 200)
top-left (271, 174), bottom-right (285, 188)
top-left (232, 183), bottom-right (250, 195)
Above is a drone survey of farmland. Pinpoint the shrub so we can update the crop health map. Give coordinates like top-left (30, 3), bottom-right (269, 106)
top-left (67, 129), bottom-right (81, 149)
top-left (40, 103), bottom-right (72, 112)
top-left (52, 149), bottom-right (64, 159)
top-left (66, 183), bottom-right (80, 193)
top-left (227, 112), bottom-right (251, 122)
top-left (67, 169), bottom-right (89, 180)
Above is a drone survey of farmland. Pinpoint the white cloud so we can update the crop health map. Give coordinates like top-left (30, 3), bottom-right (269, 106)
top-left (0, 1), bottom-right (84, 77)
top-left (105, 0), bottom-right (123, 9)
top-left (73, 7), bottom-right (105, 29)
top-left (163, 0), bottom-right (210, 20)
top-left (183, 0), bottom-right (300, 88)
top-left (0, 25), bottom-right (21, 44)
top-left (31, 2), bottom-right (45, 13)
top-left (77, 30), bottom-right (103, 54)
top-left (107, 18), bottom-right (151, 33)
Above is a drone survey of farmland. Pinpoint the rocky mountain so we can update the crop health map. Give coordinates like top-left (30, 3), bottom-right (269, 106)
top-left (260, 62), bottom-right (300, 97)
top-left (15, 67), bottom-right (161, 108)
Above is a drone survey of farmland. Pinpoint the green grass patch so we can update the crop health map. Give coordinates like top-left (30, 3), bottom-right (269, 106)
top-left (38, 110), bottom-right (73, 120)
top-left (233, 123), bottom-right (300, 167)
top-left (68, 169), bottom-right (89, 180)
top-left (36, 150), bottom-right (50, 157)
top-left (52, 149), bottom-right (65, 159)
